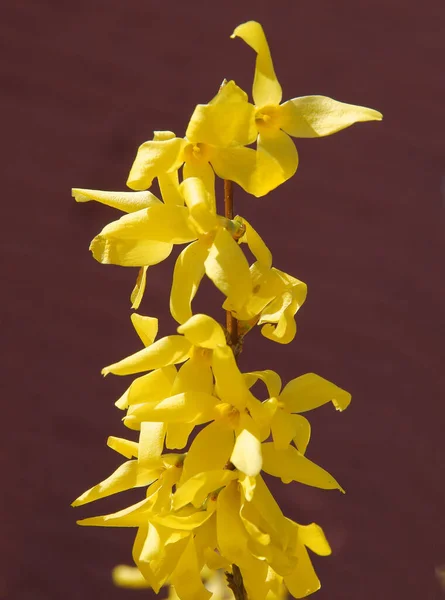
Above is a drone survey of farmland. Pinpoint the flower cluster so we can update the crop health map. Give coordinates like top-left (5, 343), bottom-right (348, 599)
top-left (73, 21), bottom-right (381, 600)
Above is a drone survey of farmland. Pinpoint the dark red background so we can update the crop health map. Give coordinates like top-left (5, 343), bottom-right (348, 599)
top-left (2, 1), bottom-right (444, 599)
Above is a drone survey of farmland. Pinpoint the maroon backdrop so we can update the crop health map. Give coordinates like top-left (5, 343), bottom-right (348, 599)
top-left (2, 1), bottom-right (444, 599)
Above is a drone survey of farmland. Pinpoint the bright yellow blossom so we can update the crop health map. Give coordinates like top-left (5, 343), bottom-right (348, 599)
top-left (231, 21), bottom-right (383, 192)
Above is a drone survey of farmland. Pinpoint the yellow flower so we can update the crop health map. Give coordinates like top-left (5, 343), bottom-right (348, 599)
top-left (127, 81), bottom-right (265, 199)
top-left (231, 21), bottom-right (383, 191)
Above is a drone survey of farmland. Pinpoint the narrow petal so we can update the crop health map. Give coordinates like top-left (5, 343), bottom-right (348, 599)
top-left (170, 241), bottom-right (209, 324)
top-left (131, 313), bottom-right (158, 346)
top-left (115, 366), bottom-right (176, 409)
top-left (107, 436), bottom-right (139, 458)
top-left (239, 217), bottom-right (272, 269)
top-left (177, 314), bottom-right (226, 349)
top-left (284, 543), bottom-right (321, 599)
top-left (127, 136), bottom-right (187, 190)
top-left (180, 420), bottom-right (234, 483)
top-left (90, 235), bottom-right (172, 267)
top-left (280, 95), bottom-right (383, 138)
top-left (72, 461), bottom-right (159, 506)
top-left (245, 369), bottom-right (282, 398)
top-left (205, 228), bottom-right (252, 312)
top-left (231, 21), bottom-right (282, 107)
top-left (130, 266), bottom-right (148, 309)
top-left (72, 188), bottom-right (161, 213)
top-left (183, 160), bottom-right (216, 212)
top-left (291, 415), bottom-right (311, 455)
top-left (280, 373), bottom-right (352, 413)
top-left (262, 443), bottom-right (344, 491)
top-left (170, 538), bottom-right (211, 600)
top-left (112, 565), bottom-right (150, 589)
top-left (257, 130), bottom-right (299, 183)
top-left (128, 391), bottom-right (219, 425)
top-left (212, 345), bottom-right (253, 410)
top-left (166, 422), bottom-right (195, 450)
top-left (138, 422), bottom-right (166, 468)
top-left (102, 335), bottom-right (192, 376)
top-left (186, 80), bottom-right (256, 147)
top-left (180, 175), bottom-right (217, 233)
top-left (171, 351), bottom-right (213, 395)
top-left (270, 409), bottom-right (299, 451)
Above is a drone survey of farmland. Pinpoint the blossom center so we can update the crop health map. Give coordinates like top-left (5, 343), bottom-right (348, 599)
top-left (255, 105), bottom-right (282, 132)
top-left (184, 142), bottom-right (211, 165)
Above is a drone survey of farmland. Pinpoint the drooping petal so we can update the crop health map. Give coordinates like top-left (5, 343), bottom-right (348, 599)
top-left (270, 409), bottom-right (299, 451)
top-left (177, 314), bottom-right (226, 349)
top-left (102, 335), bottom-right (192, 376)
top-left (280, 373), bottom-right (352, 413)
top-left (170, 537), bottom-right (211, 600)
top-left (262, 443), bottom-right (344, 491)
top-left (130, 266), bottom-right (148, 309)
top-left (171, 351), bottom-right (213, 396)
top-left (245, 369), bottom-right (282, 398)
top-left (291, 415), bottom-right (311, 455)
top-left (186, 80), bottom-right (256, 147)
top-left (257, 130), bottom-right (299, 184)
top-left (90, 235), bottom-right (172, 267)
top-left (130, 313), bottom-right (158, 347)
top-left (238, 217), bottom-right (272, 269)
top-left (127, 391), bottom-right (219, 425)
top-left (77, 495), bottom-right (152, 527)
top-left (165, 422), bottom-right (195, 450)
top-left (170, 241), bottom-right (209, 324)
top-left (230, 427), bottom-right (262, 476)
top-left (72, 188), bottom-right (161, 213)
top-left (138, 422), bottom-right (166, 468)
top-left (180, 420), bottom-right (234, 483)
top-left (180, 176), bottom-right (218, 233)
top-left (280, 95), bottom-right (383, 138)
top-left (72, 461), bottom-right (160, 506)
top-left (205, 228), bottom-right (252, 312)
top-left (183, 160), bottom-right (216, 211)
top-left (115, 366), bottom-right (177, 409)
top-left (231, 21), bottom-right (282, 107)
top-left (284, 543), bottom-right (321, 599)
top-left (127, 136), bottom-right (187, 191)
top-left (173, 470), bottom-right (238, 509)
top-left (152, 131), bottom-right (184, 206)
top-left (153, 502), bottom-right (216, 531)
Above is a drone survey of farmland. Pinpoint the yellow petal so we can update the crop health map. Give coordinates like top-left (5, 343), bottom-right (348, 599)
top-left (257, 129), bottom-right (298, 184)
top-left (170, 537), bottom-right (211, 600)
top-left (171, 351), bottom-right (213, 396)
top-left (112, 565), bottom-right (150, 589)
top-left (238, 217), bottom-right (272, 269)
top-left (280, 95), bottom-right (383, 138)
top-left (131, 313), bottom-right (158, 346)
top-left (186, 80), bottom-right (256, 147)
top-left (127, 136), bottom-right (187, 190)
top-left (170, 241), bottom-right (209, 324)
top-left (262, 443), bottom-right (344, 491)
top-left (183, 160), bottom-right (216, 213)
top-left (205, 228), bottom-right (252, 312)
top-left (99, 205), bottom-right (196, 244)
top-left (212, 345), bottom-right (253, 410)
top-left (177, 314), bottom-right (226, 349)
top-left (128, 391), bottom-right (219, 425)
top-left (90, 235), bottom-right (172, 267)
top-left (130, 266), bottom-right (148, 309)
top-left (245, 369), bottom-right (282, 398)
top-left (77, 496), bottom-right (152, 527)
top-left (180, 176), bottom-right (217, 233)
top-left (270, 409), bottom-right (298, 451)
top-left (291, 415), bottom-right (311, 455)
top-left (230, 427), bottom-right (262, 476)
top-left (280, 373), bottom-right (352, 413)
top-left (298, 523), bottom-right (331, 556)
top-left (115, 366), bottom-right (176, 409)
top-left (284, 543), bottom-right (321, 599)
top-left (166, 422), bottom-right (195, 450)
top-left (102, 335), bottom-right (192, 376)
top-left (180, 420), bottom-right (234, 483)
top-left (72, 461), bottom-right (159, 506)
top-left (107, 436), bottom-right (139, 458)
top-left (72, 188), bottom-right (161, 213)
top-left (211, 145), bottom-right (288, 198)
top-left (231, 21), bottom-right (282, 107)
top-left (138, 422), bottom-right (166, 468)
top-left (173, 469), bottom-right (238, 509)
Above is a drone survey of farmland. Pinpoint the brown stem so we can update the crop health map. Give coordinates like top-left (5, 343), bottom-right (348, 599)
top-left (226, 564), bottom-right (248, 600)
top-left (224, 179), bottom-right (239, 350)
